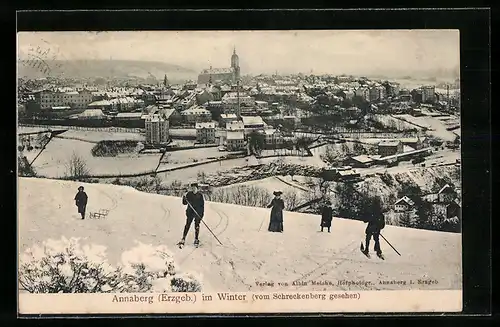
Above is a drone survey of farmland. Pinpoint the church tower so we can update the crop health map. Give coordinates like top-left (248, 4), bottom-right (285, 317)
top-left (231, 47), bottom-right (240, 83)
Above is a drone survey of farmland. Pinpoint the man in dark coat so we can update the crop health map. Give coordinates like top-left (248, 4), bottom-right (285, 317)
top-left (320, 200), bottom-right (333, 232)
top-left (74, 186), bottom-right (88, 220)
top-left (179, 183), bottom-right (205, 246)
top-left (363, 211), bottom-right (385, 258)
top-left (267, 191), bottom-right (285, 232)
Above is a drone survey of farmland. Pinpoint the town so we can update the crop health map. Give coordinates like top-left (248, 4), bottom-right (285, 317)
top-left (17, 47), bottom-right (461, 233)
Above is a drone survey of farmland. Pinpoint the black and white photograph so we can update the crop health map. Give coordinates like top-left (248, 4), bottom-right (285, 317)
top-left (17, 29), bottom-right (463, 314)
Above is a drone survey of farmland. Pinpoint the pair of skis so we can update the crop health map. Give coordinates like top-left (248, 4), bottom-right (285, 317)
top-left (360, 242), bottom-right (385, 260)
top-left (177, 240), bottom-right (201, 249)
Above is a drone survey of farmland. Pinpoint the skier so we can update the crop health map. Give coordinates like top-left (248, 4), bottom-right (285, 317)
top-left (320, 200), bottom-right (333, 232)
top-left (267, 191), bottom-right (285, 233)
top-left (74, 186), bottom-right (88, 220)
top-left (179, 183), bottom-right (205, 247)
top-left (361, 199), bottom-right (386, 259)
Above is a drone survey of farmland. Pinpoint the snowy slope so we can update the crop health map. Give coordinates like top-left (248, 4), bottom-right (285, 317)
top-left (18, 178), bottom-right (462, 292)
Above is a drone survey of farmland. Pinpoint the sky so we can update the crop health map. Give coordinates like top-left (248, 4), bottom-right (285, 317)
top-left (17, 30), bottom-right (460, 76)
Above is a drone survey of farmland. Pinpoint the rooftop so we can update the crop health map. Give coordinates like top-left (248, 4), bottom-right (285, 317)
top-left (395, 196), bottom-right (415, 206)
top-left (379, 140), bottom-right (402, 147)
top-left (221, 113), bottom-right (237, 119)
top-left (196, 122), bottom-right (216, 129)
top-left (350, 155), bottom-right (374, 164)
top-left (241, 116), bottom-right (264, 126)
top-left (226, 130), bottom-right (245, 140)
top-left (116, 112), bottom-right (143, 118)
top-left (201, 67), bottom-right (234, 74)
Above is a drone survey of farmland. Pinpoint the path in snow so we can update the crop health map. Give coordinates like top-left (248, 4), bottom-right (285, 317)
top-left (18, 178), bottom-right (462, 293)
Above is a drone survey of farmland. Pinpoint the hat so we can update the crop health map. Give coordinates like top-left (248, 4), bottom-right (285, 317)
top-left (190, 183), bottom-right (199, 187)
top-left (273, 191), bottom-right (283, 196)
top-left (78, 186), bottom-right (84, 190)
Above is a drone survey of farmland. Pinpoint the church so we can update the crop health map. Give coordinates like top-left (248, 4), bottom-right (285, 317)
top-left (197, 48), bottom-right (241, 85)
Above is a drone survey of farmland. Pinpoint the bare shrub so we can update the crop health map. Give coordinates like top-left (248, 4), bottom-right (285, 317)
top-left (207, 185), bottom-right (272, 208)
top-left (65, 152), bottom-right (91, 178)
top-left (380, 171), bottom-right (394, 186)
top-left (18, 155), bottom-right (36, 177)
top-left (19, 238), bottom-right (203, 294)
top-left (170, 273), bottom-right (202, 292)
top-left (282, 190), bottom-right (299, 210)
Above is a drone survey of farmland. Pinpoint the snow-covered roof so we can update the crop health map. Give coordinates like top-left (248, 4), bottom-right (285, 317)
top-left (379, 140), bottom-right (401, 147)
top-left (395, 196), bottom-right (415, 206)
top-left (161, 109), bottom-right (178, 119)
top-left (221, 113), bottom-right (237, 119)
top-left (181, 106), bottom-right (211, 115)
top-left (438, 184), bottom-right (454, 194)
top-left (226, 130), bottom-right (244, 140)
top-left (201, 67), bottom-right (234, 74)
top-left (241, 116), bottom-right (264, 126)
top-left (116, 112), bottom-right (143, 118)
top-left (350, 155), bottom-right (374, 164)
top-left (79, 109), bottom-right (105, 117)
top-left (196, 122), bottom-right (216, 129)
top-left (226, 121), bottom-right (244, 131)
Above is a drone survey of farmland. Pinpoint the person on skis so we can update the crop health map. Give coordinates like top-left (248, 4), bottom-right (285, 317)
top-left (74, 186), bottom-right (88, 220)
top-left (320, 200), bottom-right (333, 232)
top-left (361, 197), bottom-right (385, 258)
top-left (179, 183), bottom-right (205, 247)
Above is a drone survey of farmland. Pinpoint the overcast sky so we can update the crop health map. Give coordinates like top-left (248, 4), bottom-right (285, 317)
top-left (17, 30), bottom-right (459, 76)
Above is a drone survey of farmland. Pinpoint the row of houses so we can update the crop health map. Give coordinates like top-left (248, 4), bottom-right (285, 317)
top-left (393, 184), bottom-right (461, 222)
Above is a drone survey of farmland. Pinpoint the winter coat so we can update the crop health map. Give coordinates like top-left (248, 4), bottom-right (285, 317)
top-left (183, 191), bottom-right (204, 218)
top-left (267, 198), bottom-right (285, 223)
top-left (365, 212), bottom-right (385, 234)
top-left (321, 206), bottom-right (333, 227)
top-left (74, 191), bottom-right (88, 208)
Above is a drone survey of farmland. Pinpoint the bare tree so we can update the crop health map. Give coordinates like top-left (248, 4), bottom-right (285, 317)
top-left (65, 152), bottom-right (91, 178)
top-left (282, 190), bottom-right (299, 210)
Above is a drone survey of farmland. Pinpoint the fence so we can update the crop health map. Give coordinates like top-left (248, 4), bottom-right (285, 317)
top-left (19, 124), bottom-right (142, 134)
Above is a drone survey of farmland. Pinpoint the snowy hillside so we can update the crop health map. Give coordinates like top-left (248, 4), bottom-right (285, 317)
top-left (18, 178), bottom-right (462, 292)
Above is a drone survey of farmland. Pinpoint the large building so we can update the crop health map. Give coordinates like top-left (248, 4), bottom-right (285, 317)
top-left (36, 90), bottom-right (93, 110)
top-left (197, 48), bottom-right (241, 85)
top-left (421, 85), bottom-right (436, 103)
top-left (195, 122), bottom-right (217, 144)
top-left (378, 140), bottom-right (404, 157)
top-left (145, 114), bottom-right (169, 145)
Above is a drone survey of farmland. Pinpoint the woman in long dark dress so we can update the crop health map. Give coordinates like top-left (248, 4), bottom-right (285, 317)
top-left (267, 191), bottom-right (285, 232)
top-left (320, 200), bottom-right (333, 232)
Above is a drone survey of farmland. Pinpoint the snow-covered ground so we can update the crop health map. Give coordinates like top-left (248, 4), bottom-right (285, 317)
top-left (30, 138), bottom-right (161, 177)
top-left (393, 114), bottom-right (457, 142)
top-left (18, 177), bottom-right (462, 292)
top-left (18, 127), bottom-right (144, 142)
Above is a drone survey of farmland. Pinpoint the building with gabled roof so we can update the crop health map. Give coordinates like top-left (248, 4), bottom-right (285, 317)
top-left (394, 196), bottom-right (415, 212)
top-left (195, 122), bottom-right (217, 144)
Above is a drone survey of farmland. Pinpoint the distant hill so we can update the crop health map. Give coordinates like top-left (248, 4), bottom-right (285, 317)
top-left (17, 59), bottom-right (198, 82)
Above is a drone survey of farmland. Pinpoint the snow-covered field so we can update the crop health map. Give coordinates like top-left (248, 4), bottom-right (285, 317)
top-left (18, 127), bottom-right (144, 142)
top-left (18, 177), bottom-right (462, 292)
top-left (31, 138), bottom-right (160, 177)
top-left (373, 114), bottom-right (421, 131)
top-left (393, 115), bottom-right (458, 142)
top-left (162, 147), bottom-right (224, 165)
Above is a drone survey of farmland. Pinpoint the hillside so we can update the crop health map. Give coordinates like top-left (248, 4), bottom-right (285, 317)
top-left (18, 177), bottom-right (462, 292)
top-left (17, 59), bottom-right (197, 81)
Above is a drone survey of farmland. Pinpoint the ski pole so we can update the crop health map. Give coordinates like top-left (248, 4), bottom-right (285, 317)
top-left (184, 198), bottom-right (224, 246)
top-left (379, 233), bottom-right (401, 256)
